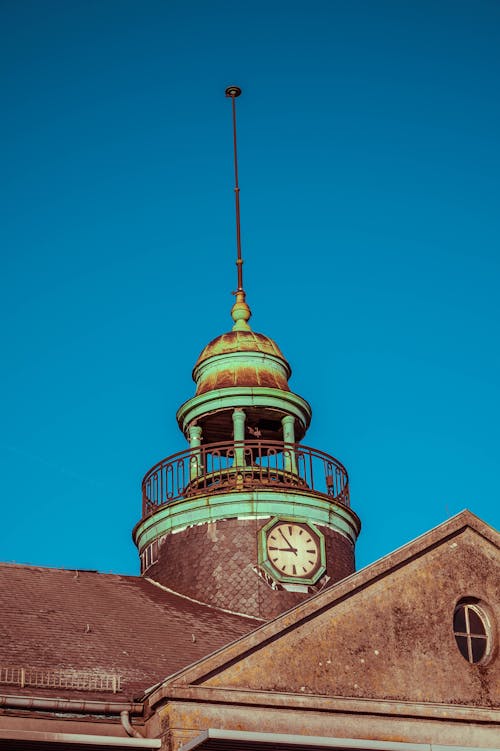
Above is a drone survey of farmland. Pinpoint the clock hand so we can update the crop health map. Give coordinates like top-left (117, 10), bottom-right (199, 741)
top-left (278, 528), bottom-right (298, 556)
top-left (269, 546), bottom-right (298, 553)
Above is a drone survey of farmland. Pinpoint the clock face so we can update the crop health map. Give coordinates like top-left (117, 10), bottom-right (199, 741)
top-left (266, 522), bottom-right (320, 578)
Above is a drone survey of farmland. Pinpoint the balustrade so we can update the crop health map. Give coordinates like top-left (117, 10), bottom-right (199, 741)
top-left (142, 440), bottom-right (349, 517)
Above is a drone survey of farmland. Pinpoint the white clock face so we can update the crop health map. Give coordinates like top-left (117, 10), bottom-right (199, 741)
top-left (266, 522), bottom-right (320, 578)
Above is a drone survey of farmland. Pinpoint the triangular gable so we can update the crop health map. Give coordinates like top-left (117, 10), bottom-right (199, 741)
top-left (151, 511), bottom-right (499, 708)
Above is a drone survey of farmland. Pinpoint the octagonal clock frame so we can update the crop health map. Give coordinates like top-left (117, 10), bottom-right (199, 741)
top-left (258, 516), bottom-right (326, 585)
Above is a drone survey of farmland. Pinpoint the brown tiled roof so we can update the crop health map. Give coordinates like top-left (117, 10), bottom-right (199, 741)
top-left (0, 564), bottom-right (259, 701)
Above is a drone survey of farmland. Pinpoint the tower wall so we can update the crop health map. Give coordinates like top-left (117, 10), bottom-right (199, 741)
top-left (145, 518), bottom-right (355, 620)
top-left (136, 312), bottom-right (361, 621)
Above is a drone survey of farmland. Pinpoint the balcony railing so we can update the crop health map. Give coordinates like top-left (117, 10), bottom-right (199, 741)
top-left (142, 440), bottom-right (349, 517)
top-left (0, 666), bottom-right (121, 693)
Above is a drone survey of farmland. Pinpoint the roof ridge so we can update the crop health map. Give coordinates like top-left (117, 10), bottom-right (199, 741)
top-left (145, 577), bottom-right (266, 622)
top-left (0, 561), bottom-right (139, 578)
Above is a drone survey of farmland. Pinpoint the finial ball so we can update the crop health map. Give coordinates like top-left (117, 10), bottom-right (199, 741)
top-left (231, 290), bottom-right (252, 331)
top-left (225, 86), bottom-right (242, 98)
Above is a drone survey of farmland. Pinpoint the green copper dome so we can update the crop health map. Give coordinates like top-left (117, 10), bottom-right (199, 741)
top-left (177, 291), bottom-right (312, 444)
top-left (193, 330), bottom-right (291, 395)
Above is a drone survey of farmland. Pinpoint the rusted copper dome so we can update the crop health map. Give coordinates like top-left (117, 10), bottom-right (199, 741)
top-left (178, 294), bottom-right (311, 444)
top-left (196, 330), bottom-right (286, 365)
top-left (193, 329), bottom-right (292, 396)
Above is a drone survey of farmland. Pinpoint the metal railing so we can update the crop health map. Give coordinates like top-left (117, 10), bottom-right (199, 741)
top-left (0, 666), bottom-right (121, 693)
top-left (142, 440), bottom-right (349, 517)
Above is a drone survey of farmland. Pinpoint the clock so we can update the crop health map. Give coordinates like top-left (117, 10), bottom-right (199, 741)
top-left (258, 518), bottom-right (326, 585)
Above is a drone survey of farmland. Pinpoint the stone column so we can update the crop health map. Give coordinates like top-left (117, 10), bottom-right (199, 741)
top-left (188, 423), bottom-right (203, 481)
top-left (282, 415), bottom-right (297, 475)
top-left (232, 408), bottom-right (246, 467)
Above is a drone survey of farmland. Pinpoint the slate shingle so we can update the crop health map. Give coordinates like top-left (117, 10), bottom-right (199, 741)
top-left (0, 563), bottom-right (259, 701)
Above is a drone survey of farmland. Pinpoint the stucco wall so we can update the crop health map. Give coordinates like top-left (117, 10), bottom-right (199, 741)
top-left (158, 697), bottom-right (500, 750)
top-left (202, 527), bottom-right (499, 705)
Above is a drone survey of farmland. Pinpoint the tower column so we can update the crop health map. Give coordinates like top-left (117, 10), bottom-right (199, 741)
top-left (188, 423), bottom-right (203, 481)
top-left (282, 415), bottom-right (297, 474)
top-left (232, 408), bottom-right (246, 467)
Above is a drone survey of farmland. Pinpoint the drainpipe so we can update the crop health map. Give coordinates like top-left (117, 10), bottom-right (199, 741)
top-left (120, 709), bottom-right (144, 739)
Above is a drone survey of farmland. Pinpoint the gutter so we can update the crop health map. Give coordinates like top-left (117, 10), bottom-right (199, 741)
top-left (0, 728), bottom-right (160, 748)
top-left (180, 729), bottom-right (498, 751)
top-left (0, 692), bottom-right (143, 715)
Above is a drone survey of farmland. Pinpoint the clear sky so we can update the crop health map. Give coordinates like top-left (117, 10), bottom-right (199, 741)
top-left (1, 0), bottom-right (499, 575)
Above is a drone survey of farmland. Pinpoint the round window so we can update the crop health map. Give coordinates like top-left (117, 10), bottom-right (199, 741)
top-left (453, 599), bottom-right (491, 664)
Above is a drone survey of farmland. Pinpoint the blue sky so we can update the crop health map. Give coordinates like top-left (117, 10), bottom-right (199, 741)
top-left (1, 0), bottom-right (498, 575)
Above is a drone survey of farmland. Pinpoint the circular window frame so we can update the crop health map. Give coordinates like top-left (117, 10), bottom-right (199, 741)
top-left (453, 597), bottom-right (495, 666)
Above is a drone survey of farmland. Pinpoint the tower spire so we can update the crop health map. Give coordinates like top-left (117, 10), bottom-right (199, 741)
top-left (225, 85), bottom-right (251, 331)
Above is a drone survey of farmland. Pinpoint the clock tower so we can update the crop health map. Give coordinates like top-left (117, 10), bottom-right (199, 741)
top-left (132, 88), bottom-right (361, 620)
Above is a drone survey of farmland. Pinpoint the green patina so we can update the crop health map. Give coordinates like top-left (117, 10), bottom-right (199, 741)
top-left (133, 488), bottom-right (360, 552)
top-left (194, 327), bottom-right (288, 366)
top-left (194, 350), bottom-right (291, 389)
top-left (135, 293), bottom-right (361, 582)
top-left (257, 516), bottom-right (327, 586)
top-left (176, 386), bottom-right (312, 436)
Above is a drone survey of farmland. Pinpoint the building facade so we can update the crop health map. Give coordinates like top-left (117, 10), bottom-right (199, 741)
top-left (0, 92), bottom-right (498, 750)
top-left (0, 285), bottom-right (498, 750)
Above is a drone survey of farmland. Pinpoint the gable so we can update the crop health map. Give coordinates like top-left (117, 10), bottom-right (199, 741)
top-left (169, 518), bottom-right (499, 708)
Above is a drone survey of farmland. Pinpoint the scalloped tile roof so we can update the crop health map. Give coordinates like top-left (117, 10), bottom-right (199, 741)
top-left (0, 564), bottom-right (260, 702)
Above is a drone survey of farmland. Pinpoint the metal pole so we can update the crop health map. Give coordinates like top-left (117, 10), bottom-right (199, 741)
top-left (225, 85), bottom-right (243, 292)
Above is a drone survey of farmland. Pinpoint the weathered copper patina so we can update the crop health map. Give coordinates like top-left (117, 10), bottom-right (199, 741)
top-left (194, 330), bottom-right (291, 395)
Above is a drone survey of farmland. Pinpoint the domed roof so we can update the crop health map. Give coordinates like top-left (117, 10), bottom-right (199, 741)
top-left (177, 292), bottom-right (312, 444)
top-left (196, 329), bottom-right (286, 365)
top-left (193, 329), bottom-right (292, 396)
